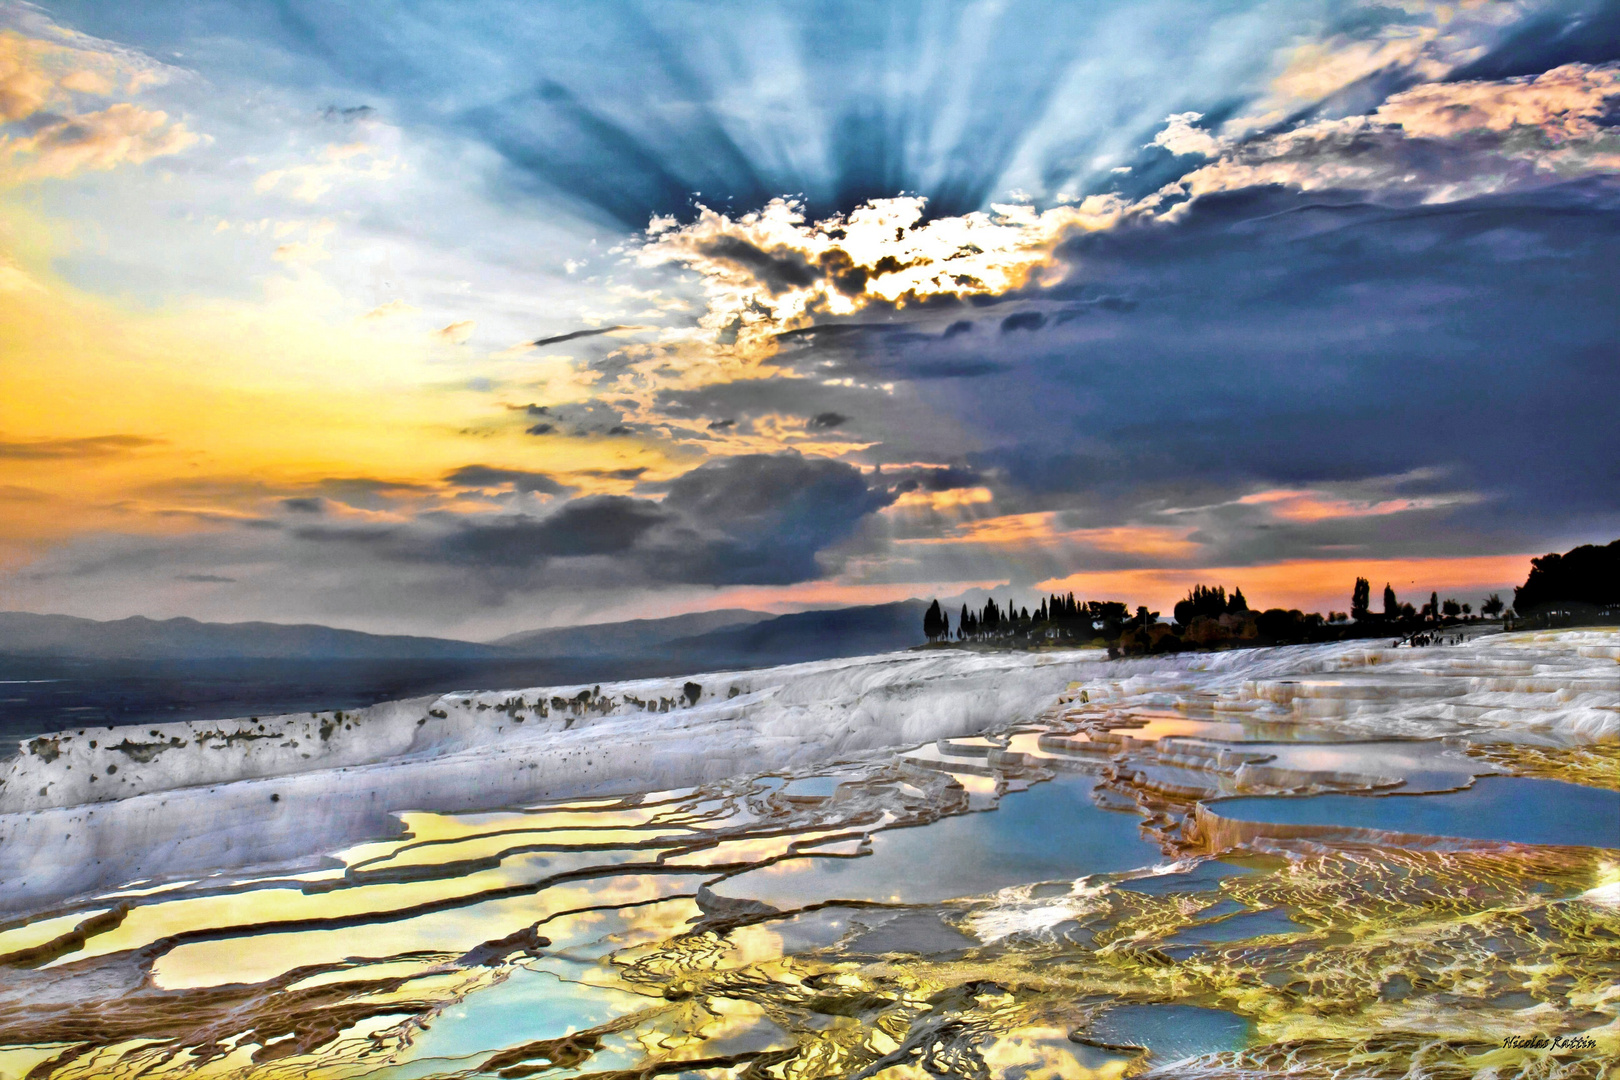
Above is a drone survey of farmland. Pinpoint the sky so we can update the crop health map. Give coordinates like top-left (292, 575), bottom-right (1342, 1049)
top-left (0, 0), bottom-right (1616, 638)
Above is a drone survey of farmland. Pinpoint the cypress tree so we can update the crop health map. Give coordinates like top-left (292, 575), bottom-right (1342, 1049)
top-left (1351, 577), bottom-right (1371, 621)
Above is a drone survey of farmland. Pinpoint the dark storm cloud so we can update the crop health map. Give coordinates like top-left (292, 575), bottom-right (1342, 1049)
top-left (652, 453), bottom-right (897, 584)
top-left (1448, 0), bottom-right (1620, 80)
top-left (1000, 311), bottom-right (1046, 334)
top-left (531, 325), bottom-right (632, 348)
top-left (654, 377), bottom-right (882, 435)
top-left (284, 453), bottom-right (894, 587)
top-left (437, 495), bottom-right (672, 565)
top-left (924, 178), bottom-right (1620, 559)
top-left (773, 323), bottom-right (908, 343)
top-left (769, 320), bottom-right (1010, 382)
top-left (445, 464), bottom-right (571, 495)
top-left (511, 399), bottom-right (628, 438)
top-left (313, 477), bottom-right (432, 510)
top-left (889, 465), bottom-right (984, 494)
top-left (698, 237), bottom-right (821, 294)
top-left (33, 0), bottom-right (1619, 609)
top-left (574, 466), bottom-right (648, 480)
top-left (807, 412), bottom-right (847, 430)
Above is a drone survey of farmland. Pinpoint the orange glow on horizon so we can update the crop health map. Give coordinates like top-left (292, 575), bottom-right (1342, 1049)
top-left (901, 512), bottom-right (1200, 559)
top-left (1035, 554), bottom-right (1533, 615)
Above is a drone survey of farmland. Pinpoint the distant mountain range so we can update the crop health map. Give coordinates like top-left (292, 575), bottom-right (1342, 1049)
top-left (0, 602), bottom-right (933, 740)
top-left (0, 612), bottom-right (503, 661)
top-left (659, 601), bottom-right (931, 668)
top-left (0, 602), bottom-right (929, 670)
top-left (490, 608), bottom-right (772, 657)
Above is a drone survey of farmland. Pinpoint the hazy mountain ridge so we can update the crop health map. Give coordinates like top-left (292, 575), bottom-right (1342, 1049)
top-left (661, 600), bottom-right (931, 667)
top-left (0, 603), bottom-right (925, 665)
top-left (0, 612), bottom-right (504, 661)
top-left (491, 608), bottom-right (772, 656)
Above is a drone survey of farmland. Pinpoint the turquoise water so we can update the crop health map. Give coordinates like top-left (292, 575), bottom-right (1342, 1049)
top-left (1164, 906), bottom-right (1299, 946)
top-left (1084, 1003), bottom-right (1255, 1060)
top-left (711, 774), bottom-right (1163, 907)
top-left (1213, 776), bottom-right (1620, 849)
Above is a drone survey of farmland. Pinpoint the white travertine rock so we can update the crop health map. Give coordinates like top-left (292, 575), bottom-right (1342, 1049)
top-left (0, 629), bottom-right (1612, 910)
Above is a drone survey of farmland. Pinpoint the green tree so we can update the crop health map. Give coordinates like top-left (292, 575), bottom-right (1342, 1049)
top-left (1481, 593), bottom-right (1504, 618)
top-left (1383, 583), bottom-right (1399, 618)
top-left (1442, 598), bottom-right (1461, 618)
top-left (922, 600), bottom-right (945, 641)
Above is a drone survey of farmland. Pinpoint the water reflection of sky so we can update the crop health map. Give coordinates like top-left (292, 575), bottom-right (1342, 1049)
top-left (372, 967), bottom-right (654, 1079)
top-left (1216, 776), bottom-right (1620, 850)
top-left (713, 775), bottom-right (1162, 907)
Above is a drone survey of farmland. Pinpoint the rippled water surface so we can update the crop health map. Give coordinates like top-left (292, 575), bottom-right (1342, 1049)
top-left (1, 631), bottom-right (1617, 1079)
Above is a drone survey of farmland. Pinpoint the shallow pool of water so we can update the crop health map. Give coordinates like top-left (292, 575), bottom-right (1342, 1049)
top-left (711, 773), bottom-right (1163, 907)
top-left (1212, 775), bottom-right (1620, 849)
top-left (1083, 1003), bottom-right (1255, 1061)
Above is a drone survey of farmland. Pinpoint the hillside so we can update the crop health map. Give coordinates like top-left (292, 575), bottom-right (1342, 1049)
top-left (0, 612), bottom-right (503, 661)
top-left (492, 608), bottom-right (771, 656)
top-left (662, 600), bottom-right (930, 667)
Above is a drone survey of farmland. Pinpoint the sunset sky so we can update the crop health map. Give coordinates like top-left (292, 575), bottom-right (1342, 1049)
top-left (1, 0), bottom-right (1616, 638)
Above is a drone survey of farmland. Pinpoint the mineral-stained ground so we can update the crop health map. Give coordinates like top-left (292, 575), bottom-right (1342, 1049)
top-left (0, 629), bottom-right (1616, 1079)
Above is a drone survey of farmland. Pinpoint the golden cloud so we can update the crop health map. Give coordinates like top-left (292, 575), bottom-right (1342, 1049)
top-left (1377, 62), bottom-right (1620, 140)
top-left (0, 29), bottom-right (195, 185)
top-left (0, 32), bottom-right (52, 121)
top-left (892, 485), bottom-right (995, 511)
top-left (1234, 487), bottom-right (1479, 523)
top-left (634, 194), bottom-right (1128, 357)
top-left (433, 320), bottom-right (476, 344)
top-left (901, 512), bottom-right (1200, 559)
top-left (2, 101), bottom-right (197, 181)
top-left (1163, 63), bottom-right (1620, 206)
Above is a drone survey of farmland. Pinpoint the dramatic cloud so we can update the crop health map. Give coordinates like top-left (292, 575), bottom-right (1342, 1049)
top-left (635, 195), bottom-right (1127, 355)
top-left (2, 1), bottom-right (1616, 633)
top-left (651, 452), bottom-right (897, 584)
top-left (1163, 64), bottom-right (1620, 207)
top-left (261, 452), bottom-right (898, 591)
top-left (434, 495), bottom-right (670, 564)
